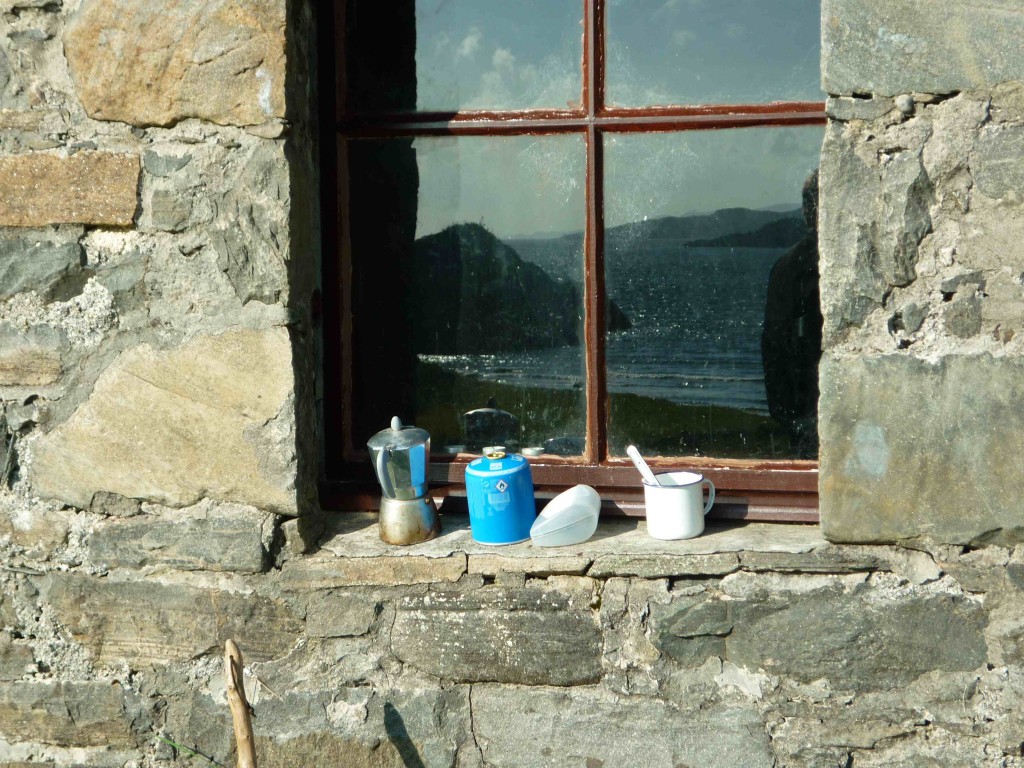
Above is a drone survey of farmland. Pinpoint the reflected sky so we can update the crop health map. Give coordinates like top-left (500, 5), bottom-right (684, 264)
top-left (605, 127), bottom-right (824, 226)
top-left (416, 135), bottom-right (586, 238)
top-left (386, 2), bottom-right (825, 236)
top-left (607, 0), bottom-right (823, 106)
top-left (415, 0), bottom-right (582, 111)
top-left (415, 127), bottom-right (823, 237)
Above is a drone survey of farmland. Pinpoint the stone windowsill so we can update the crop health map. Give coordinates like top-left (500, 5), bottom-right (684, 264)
top-left (278, 513), bottom-right (878, 589)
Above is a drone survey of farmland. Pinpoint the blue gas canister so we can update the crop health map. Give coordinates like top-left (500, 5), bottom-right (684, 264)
top-left (465, 450), bottom-right (536, 545)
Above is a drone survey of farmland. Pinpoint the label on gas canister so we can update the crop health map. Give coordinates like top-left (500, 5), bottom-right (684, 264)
top-left (465, 452), bottom-right (536, 544)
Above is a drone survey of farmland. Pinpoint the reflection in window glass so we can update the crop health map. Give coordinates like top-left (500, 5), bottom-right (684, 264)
top-left (607, 0), bottom-right (823, 107)
top-left (344, 0), bottom-right (582, 113)
top-left (348, 136), bottom-right (588, 456)
top-left (604, 127), bottom-right (824, 459)
top-left (416, 0), bottom-right (582, 111)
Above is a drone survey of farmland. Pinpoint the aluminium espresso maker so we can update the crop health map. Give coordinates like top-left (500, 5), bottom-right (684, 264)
top-left (367, 416), bottom-right (442, 545)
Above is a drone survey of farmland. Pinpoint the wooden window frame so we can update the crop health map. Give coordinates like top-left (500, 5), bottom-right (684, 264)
top-left (319, 0), bottom-right (824, 521)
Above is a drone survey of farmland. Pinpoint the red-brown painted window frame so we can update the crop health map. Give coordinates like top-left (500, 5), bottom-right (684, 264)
top-left (320, 0), bottom-right (824, 522)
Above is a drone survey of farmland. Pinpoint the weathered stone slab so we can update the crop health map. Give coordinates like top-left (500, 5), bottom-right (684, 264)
top-left (473, 686), bottom-right (773, 768)
top-left (0, 153), bottom-right (139, 226)
top-left (0, 229), bottom-right (84, 301)
top-left (589, 552), bottom-right (739, 578)
top-left (248, 687), bottom-right (475, 768)
top-left (87, 502), bottom-right (269, 572)
top-left (0, 324), bottom-right (63, 387)
top-left (822, 0), bottom-right (1024, 97)
top-left (318, 514), bottom-right (825, 560)
top-left (739, 549), bottom-right (883, 573)
top-left (0, 110), bottom-right (45, 132)
top-left (0, 634), bottom-right (33, 680)
top-left (392, 587), bottom-right (602, 685)
top-left (729, 588), bottom-right (987, 691)
top-left (0, 497), bottom-right (70, 556)
top-left (304, 591), bottom-right (378, 637)
top-left (30, 328), bottom-right (298, 514)
top-left (651, 595), bottom-right (730, 667)
top-left (652, 573), bottom-right (989, 691)
top-left (819, 122), bottom-right (933, 343)
top-left (0, 680), bottom-right (135, 747)
top-left (820, 354), bottom-right (1024, 544)
top-left (280, 554), bottom-right (466, 589)
top-left (467, 553), bottom-right (590, 576)
top-left (40, 572), bottom-right (301, 665)
top-left (64, 0), bottom-right (286, 128)
top-left (972, 124), bottom-right (1024, 201)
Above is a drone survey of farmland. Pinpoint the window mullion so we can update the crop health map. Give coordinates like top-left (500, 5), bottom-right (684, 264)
top-left (583, 126), bottom-right (607, 463)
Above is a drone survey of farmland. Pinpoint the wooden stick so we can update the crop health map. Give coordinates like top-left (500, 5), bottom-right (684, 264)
top-left (224, 639), bottom-right (257, 768)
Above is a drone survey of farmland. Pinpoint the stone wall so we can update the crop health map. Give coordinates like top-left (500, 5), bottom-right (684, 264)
top-left (0, 0), bottom-right (320, 523)
top-left (2, 0), bottom-right (1024, 766)
top-left (3, 516), bottom-right (1023, 767)
top-left (818, 0), bottom-right (1024, 545)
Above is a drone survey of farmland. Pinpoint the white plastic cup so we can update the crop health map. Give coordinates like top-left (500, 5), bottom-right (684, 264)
top-left (643, 471), bottom-right (715, 540)
top-left (530, 484), bottom-right (600, 547)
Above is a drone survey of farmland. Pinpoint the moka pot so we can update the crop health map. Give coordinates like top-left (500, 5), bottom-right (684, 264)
top-left (367, 416), bottom-right (441, 545)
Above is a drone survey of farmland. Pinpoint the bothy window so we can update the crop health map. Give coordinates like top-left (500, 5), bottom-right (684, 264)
top-left (324, 0), bottom-right (826, 517)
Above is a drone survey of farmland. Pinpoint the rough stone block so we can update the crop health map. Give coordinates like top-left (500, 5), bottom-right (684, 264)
top-left (818, 122), bottom-right (933, 343)
top-left (86, 502), bottom-right (269, 572)
top-left (726, 587), bottom-right (987, 691)
top-left (820, 354), bottom-right (1024, 544)
top-left (822, 0), bottom-right (1024, 97)
top-left (30, 328), bottom-right (299, 514)
top-left (651, 595), bottom-right (729, 667)
top-left (589, 552), bottom-right (739, 578)
top-left (472, 686), bottom-right (773, 768)
top-left (0, 324), bottom-right (63, 387)
top-left (653, 579), bottom-right (987, 691)
top-left (0, 497), bottom-right (70, 556)
top-left (0, 153), bottom-right (139, 227)
top-left (304, 591), bottom-right (379, 637)
top-left (280, 554), bottom-right (467, 589)
top-left (64, 0), bottom-right (286, 128)
top-left (467, 553), bottom-right (590, 577)
top-left (40, 572), bottom-right (301, 666)
top-left (249, 687), bottom-right (476, 768)
top-left (0, 229), bottom-right (84, 301)
top-left (972, 124), bottom-right (1024, 201)
top-left (738, 549), bottom-right (883, 573)
top-left (0, 634), bottom-right (34, 680)
top-left (0, 680), bottom-right (136, 747)
top-left (391, 586), bottom-right (602, 685)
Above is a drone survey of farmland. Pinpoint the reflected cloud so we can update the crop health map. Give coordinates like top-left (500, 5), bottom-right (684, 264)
top-left (456, 26), bottom-right (482, 60)
top-left (492, 47), bottom-right (515, 69)
top-left (673, 29), bottom-right (697, 47)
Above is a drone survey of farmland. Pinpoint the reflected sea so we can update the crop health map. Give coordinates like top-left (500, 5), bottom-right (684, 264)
top-left (420, 241), bottom-right (786, 416)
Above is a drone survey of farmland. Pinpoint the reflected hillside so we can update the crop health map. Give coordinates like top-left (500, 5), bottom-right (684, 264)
top-left (411, 222), bottom-right (629, 355)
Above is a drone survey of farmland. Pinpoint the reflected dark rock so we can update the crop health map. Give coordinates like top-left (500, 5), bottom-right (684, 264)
top-left (761, 170), bottom-right (822, 456)
top-left (543, 436), bottom-right (585, 456)
top-left (462, 400), bottom-right (520, 452)
top-left (412, 223), bottom-right (629, 355)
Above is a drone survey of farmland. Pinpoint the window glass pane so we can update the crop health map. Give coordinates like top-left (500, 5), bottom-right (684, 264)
top-left (606, 0), bottom-right (823, 107)
top-left (347, 135), bottom-right (588, 457)
top-left (604, 126), bottom-right (824, 459)
top-left (344, 0), bottom-right (583, 114)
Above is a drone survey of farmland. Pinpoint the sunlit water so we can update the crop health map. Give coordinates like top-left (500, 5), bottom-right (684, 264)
top-left (420, 241), bottom-right (785, 416)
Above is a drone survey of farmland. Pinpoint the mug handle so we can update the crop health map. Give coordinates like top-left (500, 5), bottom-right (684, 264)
top-left (703, 479), bottom-right (715, 515)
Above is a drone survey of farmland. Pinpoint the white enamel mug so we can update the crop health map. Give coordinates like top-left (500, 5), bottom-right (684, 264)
top-left (643, 471), bottom-right (715, 540)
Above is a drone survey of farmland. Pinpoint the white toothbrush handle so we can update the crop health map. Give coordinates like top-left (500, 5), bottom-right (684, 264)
top-left (626, 445), bottom-right (659, 485)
